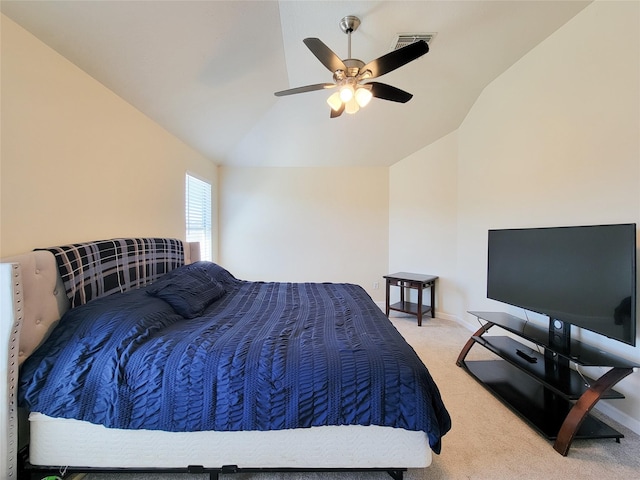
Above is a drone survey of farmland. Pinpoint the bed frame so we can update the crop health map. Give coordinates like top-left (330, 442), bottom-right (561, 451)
top-left (1, 238), bottom-right (431, 480)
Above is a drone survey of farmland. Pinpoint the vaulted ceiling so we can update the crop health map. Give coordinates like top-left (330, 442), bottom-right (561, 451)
top-left (1, 1), bottom-right (591, 167)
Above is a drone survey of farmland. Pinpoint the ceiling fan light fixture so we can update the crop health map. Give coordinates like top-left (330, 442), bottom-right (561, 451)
top-left (327, 92), bottom-right (343, 111)
top-left (274, 15), bottom-right (430, 118)
top-left (355, 87), bottom-right (373, 107)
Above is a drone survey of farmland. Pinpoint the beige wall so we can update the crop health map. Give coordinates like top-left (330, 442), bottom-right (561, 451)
top-left (219, 166), bottom-right (389, 302)
top-left (390, 0), bottom-right (640, 428)
top-left (0, 15), bottom-right (218, 258)
top-left (457, 0), bottom-right (639, 326)
top-left (389, 131), bottom-right (458, 314)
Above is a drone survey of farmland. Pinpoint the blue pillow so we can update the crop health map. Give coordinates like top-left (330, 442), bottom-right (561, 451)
top-left (197, 261), bottom-right (238, 285)
top-left (147, 262), bottom-right (226, 318)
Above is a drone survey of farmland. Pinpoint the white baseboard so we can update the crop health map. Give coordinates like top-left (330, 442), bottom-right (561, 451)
top-left (594, 400), bottom-right (640, 436)
top-left (441, 312), bottom-right (468, 326)
top-left (374, 301), bottom-right (463, 324)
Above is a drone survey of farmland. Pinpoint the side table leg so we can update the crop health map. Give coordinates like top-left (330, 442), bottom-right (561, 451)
top-left (417, 284), bottom-right (423, 326)
top-left (430, 280), bottom-right (436, 318)
top-left (385, 279), bottom-right (390, 317)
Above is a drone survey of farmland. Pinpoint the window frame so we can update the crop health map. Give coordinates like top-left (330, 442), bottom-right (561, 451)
top-left (185, 172), bottom-right (212, 262)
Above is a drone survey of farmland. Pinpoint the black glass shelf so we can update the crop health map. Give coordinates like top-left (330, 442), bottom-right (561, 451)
top-left (470, 335), bottom-right (624, 400)
top-left (464, 359), bottom-right (624, 441)
top-left (468, 311), bottom-right (639, 368)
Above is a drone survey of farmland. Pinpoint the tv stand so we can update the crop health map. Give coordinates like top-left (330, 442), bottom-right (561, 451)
top-left (456, 311), bottom-right (638, 456)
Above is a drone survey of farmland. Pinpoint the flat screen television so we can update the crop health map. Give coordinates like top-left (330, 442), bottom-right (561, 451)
top-left (487, 223), bottom-right (637, 346)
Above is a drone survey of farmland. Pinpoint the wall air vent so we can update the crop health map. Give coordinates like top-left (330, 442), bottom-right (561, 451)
top-left (391, 33), bottom-right (436, 51)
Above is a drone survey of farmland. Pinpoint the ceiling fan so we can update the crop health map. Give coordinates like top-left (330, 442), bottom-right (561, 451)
top-left (274, 15), bottom-right (429, 118)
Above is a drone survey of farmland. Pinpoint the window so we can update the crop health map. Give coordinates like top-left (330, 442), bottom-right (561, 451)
top-left (185, 173), bottom-right (212, 261)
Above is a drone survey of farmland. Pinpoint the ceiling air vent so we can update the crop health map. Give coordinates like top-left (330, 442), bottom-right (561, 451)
top-left (391, 33), bottom-right (436, 51)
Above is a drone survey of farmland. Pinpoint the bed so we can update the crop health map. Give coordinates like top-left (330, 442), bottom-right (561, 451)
top-left (1, 237), bottom-right (451, 480)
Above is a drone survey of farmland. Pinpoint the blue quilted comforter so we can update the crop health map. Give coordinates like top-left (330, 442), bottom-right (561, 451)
top-left (19, 262), bottom-right (451, 453)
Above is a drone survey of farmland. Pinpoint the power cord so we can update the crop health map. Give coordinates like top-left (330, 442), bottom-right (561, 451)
top-left (521, 309), bottom-right (543, 355)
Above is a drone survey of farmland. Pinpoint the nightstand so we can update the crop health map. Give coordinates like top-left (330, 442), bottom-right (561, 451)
top-left (383, 272), bottom-right (438, 326)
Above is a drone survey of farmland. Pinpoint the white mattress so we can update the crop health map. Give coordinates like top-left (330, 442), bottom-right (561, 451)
top-left (29, 413), bottom-right (432, 469)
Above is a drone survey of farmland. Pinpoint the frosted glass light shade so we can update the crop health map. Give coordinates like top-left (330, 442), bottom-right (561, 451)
top-left (355, 87), bottom-right (373, 107)
top-left (345, 98), bottom-right (360, 114)
top-left (327, 92), bottom-right (343, 111)
top-left (339, 85), bottom-right (354, 102)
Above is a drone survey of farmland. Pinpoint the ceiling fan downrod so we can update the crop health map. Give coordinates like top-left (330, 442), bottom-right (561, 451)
top-left (339, 15), bottom-right (360, 60)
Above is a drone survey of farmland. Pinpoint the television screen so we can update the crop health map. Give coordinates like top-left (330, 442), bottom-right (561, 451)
top-left (487, 224), bottom-right (637, 346)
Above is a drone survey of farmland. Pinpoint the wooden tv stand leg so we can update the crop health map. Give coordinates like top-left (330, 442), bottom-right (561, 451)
top-left (456, 321), bottom-right (495, 367)
top-left (554, 366), bottom-right (634, 456)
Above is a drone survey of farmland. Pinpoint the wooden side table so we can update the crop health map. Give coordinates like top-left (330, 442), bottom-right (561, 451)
top-left (383, 272), bottom-right (438, 326)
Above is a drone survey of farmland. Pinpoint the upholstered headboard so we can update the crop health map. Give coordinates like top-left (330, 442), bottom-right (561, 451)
top-left (1, 238), bottom-right (200, 479)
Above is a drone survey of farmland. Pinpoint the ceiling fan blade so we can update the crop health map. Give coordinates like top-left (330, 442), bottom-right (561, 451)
top-left (330, 103), bottom-right (345, 118)
top-left (303, 38), bottom-right (347, 73)
top-left (368, 82), bottom-right (413, 103)
top-left (360, 40), bottom-right (428, 79)
top-left (275, 83), bottom-right (336, 97)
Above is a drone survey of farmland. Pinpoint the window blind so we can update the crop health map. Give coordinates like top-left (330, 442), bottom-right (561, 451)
top-left (185, 174), bottom-right (212, 261)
